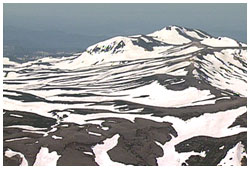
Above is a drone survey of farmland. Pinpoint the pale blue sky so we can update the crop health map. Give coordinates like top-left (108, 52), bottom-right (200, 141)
top-left (4, 3), bottom-right (247, 43)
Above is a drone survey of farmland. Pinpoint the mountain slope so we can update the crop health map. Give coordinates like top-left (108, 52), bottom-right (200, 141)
top-left (3, 26), bottom-right (247, 166)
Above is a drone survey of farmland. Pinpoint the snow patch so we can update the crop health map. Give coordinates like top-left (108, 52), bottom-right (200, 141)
top-left (5, 125), bottom-right (48, 131)
top-left (218, 142), bottom-right (246, 166)
top-left (52, 135), bottom-right (63, 140)
top-left (92, 134), bottom-right (125, 166)
top-left (156, 106), bottom-right (246, 166)
top-left (201, 37), bottom-right (238, 47)
top-left (115, 81), bottom-right (215, 108)
top-left (33, 147), bottom-right (61, 166)
top-left (88, 131), bottom-right (102, 137)
top-left (9, 114), bottom-right (23, 118)
top-left (5, 137), bottom-right (30, 142)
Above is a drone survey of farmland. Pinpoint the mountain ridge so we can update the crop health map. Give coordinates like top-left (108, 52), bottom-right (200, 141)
top-left (72, 25), bottom-right (246, 66)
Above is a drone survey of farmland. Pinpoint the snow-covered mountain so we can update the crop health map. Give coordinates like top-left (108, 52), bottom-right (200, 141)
top-left (23, 25), bottom-right (244, 68)
top-left (3, 26), bottom-right (247, 166)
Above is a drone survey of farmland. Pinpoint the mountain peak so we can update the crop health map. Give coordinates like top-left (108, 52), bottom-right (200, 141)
top-left (165, 25), bottom-right (183, 30)
top-left (71, 26), bottom-right (246, 67)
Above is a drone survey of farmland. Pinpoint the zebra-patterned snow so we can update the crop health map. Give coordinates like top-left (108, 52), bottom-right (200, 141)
top-left (3, 26), bottom-right (247, 166)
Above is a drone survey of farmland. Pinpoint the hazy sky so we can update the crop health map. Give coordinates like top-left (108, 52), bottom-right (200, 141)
top-left (4, 3), bottom-right (247, 42)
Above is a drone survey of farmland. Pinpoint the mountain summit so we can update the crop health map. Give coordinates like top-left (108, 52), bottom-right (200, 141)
top-left (59, 25), bottom-right (245, 66)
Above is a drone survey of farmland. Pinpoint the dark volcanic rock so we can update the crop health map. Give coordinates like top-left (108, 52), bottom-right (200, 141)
top-left (3, 137), bottom-right (41, 165)
top-left (3, 116), bottom-right (178, 166)
top-left (3, 154), bottom-right (22, 166)
top-left (175, 132), bottom-right (247, 166)
top-left (93, 117), bottom-right (178, 165)
top-left (3, 109), bottom-right (56, 128)
top-left (57, 147), bottom-right (98, 166)
top-left (228, 112), bottom-right (247, 128)
top-left (108, 135), bottom-right (162, 165)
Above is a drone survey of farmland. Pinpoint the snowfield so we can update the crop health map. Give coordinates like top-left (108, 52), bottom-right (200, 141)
top-left (3, 26), bottom-right (247, 166)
